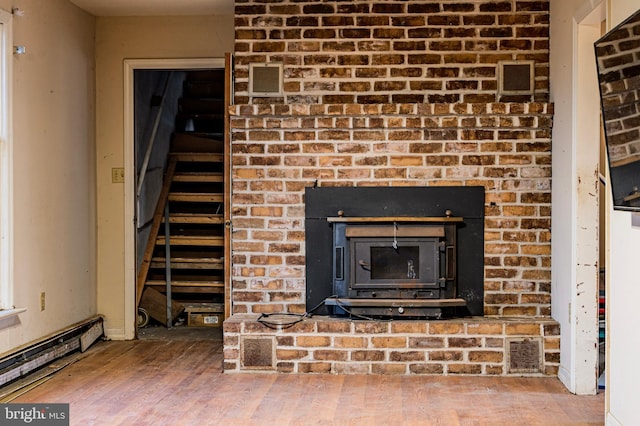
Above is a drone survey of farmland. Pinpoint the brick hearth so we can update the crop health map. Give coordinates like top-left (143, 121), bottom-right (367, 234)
top-left (224, 316), bottom-right (559, 375)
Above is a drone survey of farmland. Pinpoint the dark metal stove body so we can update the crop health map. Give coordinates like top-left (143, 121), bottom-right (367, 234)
top-left (327, 217), bottom-right (462, 318)
top-left (305, 187), bottom-right (485, 318)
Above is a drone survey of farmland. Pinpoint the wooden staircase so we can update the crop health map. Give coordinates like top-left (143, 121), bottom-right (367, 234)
top-left (137, 69), bottom-right (228, 327)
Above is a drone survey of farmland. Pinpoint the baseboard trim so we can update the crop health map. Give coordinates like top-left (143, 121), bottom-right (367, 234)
top-left (104, 328), bottom-right (128, 341)
top-left (557, 364), bottom-right (573, 393)
top-left (0, 315), bottom-right (104, 388)
top-left (606, 412), bottom-right (623, 426)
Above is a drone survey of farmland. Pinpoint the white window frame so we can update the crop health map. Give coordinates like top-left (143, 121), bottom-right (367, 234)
top-left (0, 8), bottom-right (14, 312)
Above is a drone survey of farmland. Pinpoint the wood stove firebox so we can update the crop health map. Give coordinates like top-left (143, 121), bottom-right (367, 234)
top-left (327, 215), bottom-right (462, 318)
top-left (305, 187), bottom-right (485, 318)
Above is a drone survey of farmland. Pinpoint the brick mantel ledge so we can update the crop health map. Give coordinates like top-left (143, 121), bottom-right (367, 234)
top-left (223, 314), bottom-right (560, 376)
top-left (229, 102), bottom-right (554, 118)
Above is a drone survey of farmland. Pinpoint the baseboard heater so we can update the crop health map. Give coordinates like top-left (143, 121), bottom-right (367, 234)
top-left (0, 315), bottom-right (104, 388)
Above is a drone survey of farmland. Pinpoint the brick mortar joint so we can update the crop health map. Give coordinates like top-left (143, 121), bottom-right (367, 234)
top-left (231, 128), bottom-right (553, 134)
top-left (229, 102), bottom-right (554, 117)
top-left (224, 315), bottom-right (559, 329)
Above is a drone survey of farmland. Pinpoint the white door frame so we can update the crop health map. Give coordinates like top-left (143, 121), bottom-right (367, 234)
top-left (123, 58), bottom-right (225, 338)
top-left (551, 0), bottom-right (605, 394)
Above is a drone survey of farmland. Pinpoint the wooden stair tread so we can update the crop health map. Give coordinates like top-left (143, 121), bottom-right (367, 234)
top-left (150, 258), bottom-right (224, 269)
top-left (156, 236), bottom-right (224, 246)
top-left (146, 281), bottom-right (225, 294)
top-left (163, 213), bottom-right (224, 224)
top-left (146, 280), bottom-right (224, 286)
top-left (168, 193), bottom-right (224, 202)
top-left (181, 131), bottom-right (224, 139)
top-left (170, 153), bottom-right (223, 162)
top-left (169, 192), bottom-right (224, 195)
top-left (150, 263), bottom-right (223, 269)
top-left (152, 256), bottom-right (223, 263)
top-left (173, 172), bottom-right (224, 183)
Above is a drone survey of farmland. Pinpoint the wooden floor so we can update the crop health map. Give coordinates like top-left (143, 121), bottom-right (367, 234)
top-left (12, 326), bottom-right (604, 426)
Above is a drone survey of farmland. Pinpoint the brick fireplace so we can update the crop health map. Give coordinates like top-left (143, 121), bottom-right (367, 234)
top-left (223, 0), bottom-right (557, 375)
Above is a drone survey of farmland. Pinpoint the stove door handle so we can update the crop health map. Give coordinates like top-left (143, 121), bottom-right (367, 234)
top-left (358, 260), bottom-right (370, 271)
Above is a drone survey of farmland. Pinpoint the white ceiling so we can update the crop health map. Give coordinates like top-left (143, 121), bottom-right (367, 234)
top-left (69, 0), bottom-right (234, 16)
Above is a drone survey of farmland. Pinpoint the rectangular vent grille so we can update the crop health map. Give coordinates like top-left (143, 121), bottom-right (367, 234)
top-left (499, 60), bottom-right (534, 96)
top-left (240, 337), bottom-right (275, 370)
top-left (507, 337), bottom-right (543, 374)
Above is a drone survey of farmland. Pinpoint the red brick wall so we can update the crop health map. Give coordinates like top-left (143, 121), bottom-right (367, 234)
top-left (230, 103), bottom-right (553, 317)
top-left (234, 0), bottom-right (550, 104)
top-left (229, 1), bottom-right (552, 319)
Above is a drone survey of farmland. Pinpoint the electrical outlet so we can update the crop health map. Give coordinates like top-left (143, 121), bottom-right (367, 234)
top-left (112, 168), bottom-right (125, 183)
top-left (40, 292), bottom-right (45, 311)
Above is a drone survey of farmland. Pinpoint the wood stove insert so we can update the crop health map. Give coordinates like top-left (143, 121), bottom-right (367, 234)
top-left (305, 187), bottom-right (485, 318)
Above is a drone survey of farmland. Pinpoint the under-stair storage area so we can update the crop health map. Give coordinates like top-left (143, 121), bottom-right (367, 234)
top-left (135, 68), bottom-right (229, 329)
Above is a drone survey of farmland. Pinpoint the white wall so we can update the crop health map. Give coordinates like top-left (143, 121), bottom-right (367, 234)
top-left (607, 213), bottom-right (640, 424)
top-left (0, 0), bottom-right (96, 354)
top-left (555, 0), bottom-right (640, 421)
top-left (550, 0), bottom-right (603, 395)
top-left (606, 2), bottom-right (640, 426)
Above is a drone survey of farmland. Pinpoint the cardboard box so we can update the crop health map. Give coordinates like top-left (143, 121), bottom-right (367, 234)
top-left (188, 312), bottom-right (223, 327)
top-left (184, 303), bottom-right (224, 327)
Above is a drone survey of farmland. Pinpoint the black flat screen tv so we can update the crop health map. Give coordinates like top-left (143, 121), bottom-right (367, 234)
top-left (595, 9), bottom-right (640, 211)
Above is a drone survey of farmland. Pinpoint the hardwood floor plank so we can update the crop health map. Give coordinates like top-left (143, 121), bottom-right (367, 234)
top-left (11, 328), bottom-right (604, 426)
top-left (333, 375), bottom-right (368, 424)
top-left (399, 376), bottom-right (431, 424)
top-left (251, 374), bottom-right (302, 424)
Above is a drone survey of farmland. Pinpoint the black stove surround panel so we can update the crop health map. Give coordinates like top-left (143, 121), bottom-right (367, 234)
top-left (305, 186), bottom-right (485, 318)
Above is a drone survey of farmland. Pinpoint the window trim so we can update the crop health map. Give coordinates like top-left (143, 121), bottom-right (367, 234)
top-left (0, 8), bottom-right (13, 311)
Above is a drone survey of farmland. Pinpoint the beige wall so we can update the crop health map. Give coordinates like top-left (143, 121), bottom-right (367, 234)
top-left (0, 0), bottom-right (96, 354)
top-left (95, 16), bottom-right (234, 338)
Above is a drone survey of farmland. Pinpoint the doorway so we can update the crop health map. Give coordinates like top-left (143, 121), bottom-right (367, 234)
top-left (123, 58), bottom-right (231, 338)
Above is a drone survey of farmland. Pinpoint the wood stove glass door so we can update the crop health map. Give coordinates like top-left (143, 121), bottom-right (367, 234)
top-left (350, 237), bottom-right (440, 291)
